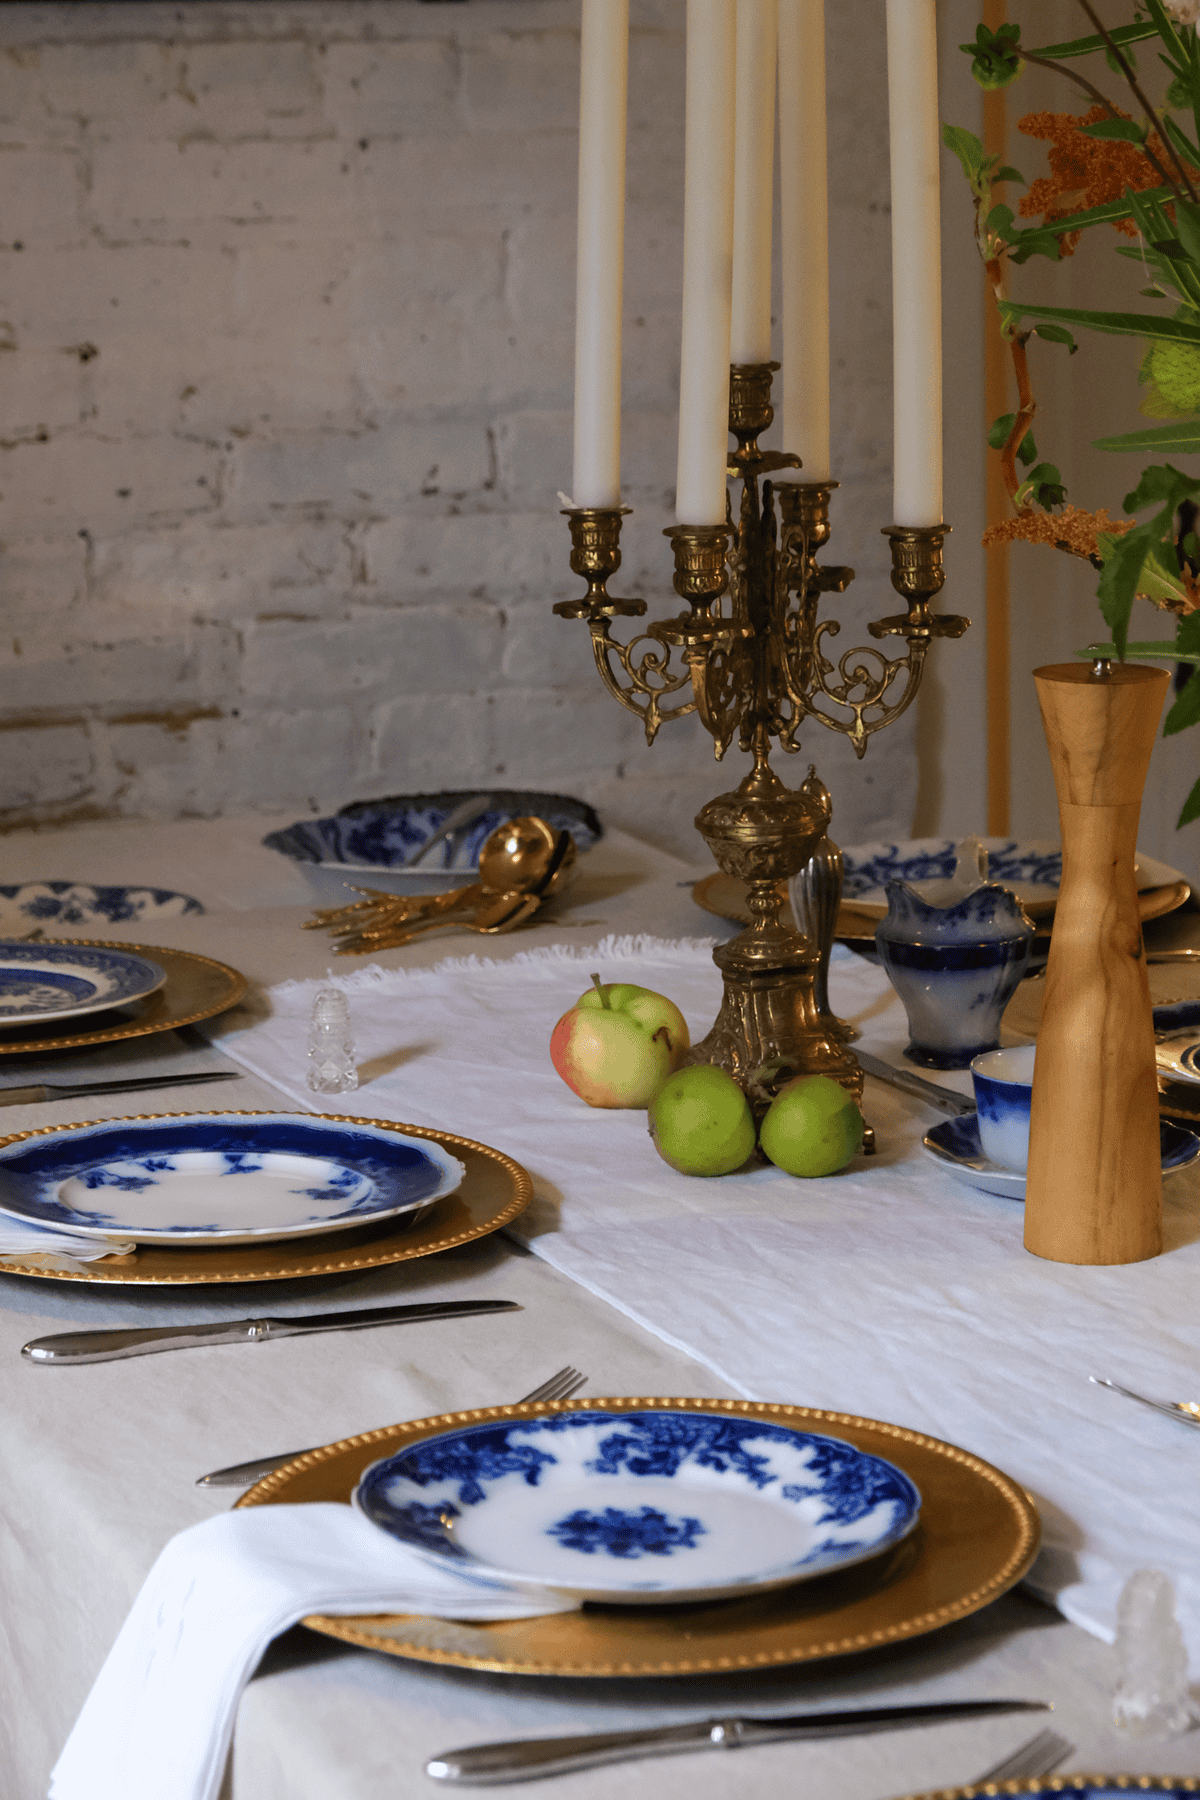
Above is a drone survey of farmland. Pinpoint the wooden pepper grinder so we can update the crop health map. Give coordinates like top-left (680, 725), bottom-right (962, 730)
top-left (1025, 661), bottom-right (1169, 1265)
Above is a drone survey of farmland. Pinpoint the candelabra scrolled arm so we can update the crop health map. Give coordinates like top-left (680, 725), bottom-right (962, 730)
top-left (584, 618), bottom-right (697, 746)
top-left (804, 619), bottom-right (931, 757)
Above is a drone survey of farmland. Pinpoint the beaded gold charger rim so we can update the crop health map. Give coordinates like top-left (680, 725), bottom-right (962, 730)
top-left (901, 1779), bottom-right (1200, 1799)
top-left (0, 1112), bottom-right (532, 1284)
top-left (0, 938), bottom-right (247, 1056)
top-left (237, 1396), bottom-right (1040, 1678)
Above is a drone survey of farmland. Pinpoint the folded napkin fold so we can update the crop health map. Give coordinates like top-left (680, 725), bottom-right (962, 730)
top-left (51, 1502), bottom-right (576, 1800)
top-left (0, 1211), bottom-right (135, 1262)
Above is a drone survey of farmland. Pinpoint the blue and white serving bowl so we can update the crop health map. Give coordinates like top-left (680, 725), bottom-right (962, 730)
top-left (0, 883), bottom-right (203, 931)
top-left (353, 1406), bottom-right (921, 1604)
top-left (265, 789), bottom-right (602, 904)
top-left (0, 1113), bottom-right (465, 1245)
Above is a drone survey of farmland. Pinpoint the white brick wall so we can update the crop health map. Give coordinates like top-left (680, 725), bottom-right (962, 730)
top-left (0, 0), bottom-right (926, 859)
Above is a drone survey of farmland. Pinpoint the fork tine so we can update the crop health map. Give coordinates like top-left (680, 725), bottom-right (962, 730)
top-left (972, 1726), bottom-right (1072, 1785)
top-left (517, 1366), bottom-right (586, 1406)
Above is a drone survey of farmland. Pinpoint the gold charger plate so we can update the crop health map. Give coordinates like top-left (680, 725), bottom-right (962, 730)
top-left (903, 1780), bottom-right (1199, 1800)
top-left (0, 938), bottom-right (247, 1056)
top-left (692, 872), bottom-right (1190, 941)
top-left (0, 1114), bottom-right (531, 1284)
top-left (238, 1395), bottom-right (1040, 1677)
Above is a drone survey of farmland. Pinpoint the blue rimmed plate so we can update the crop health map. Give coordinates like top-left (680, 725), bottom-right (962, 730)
top-left (922, 1114), bottom-right (1200, 1200)
top-left (837, 837), bottom-right (1185, 919)
top-left (0, 1113), bottom-right (465, 1245)
top-left (0, 941), bottom-right (167, 1026)
top-left (353, 1408), bottom-right (921, 1604)
top-left (0, 883), bottom-right (204, 931)
top-left (903, 1781), bottom-right (1199, 1800)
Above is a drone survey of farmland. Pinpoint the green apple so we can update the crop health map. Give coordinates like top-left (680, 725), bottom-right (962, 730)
top-left (550, 976), bottom-right (690, 1108)
top-left (648, 1064), bottom-right (757, 1176)
top-left (759, 1074), bottom-right (863, 1177)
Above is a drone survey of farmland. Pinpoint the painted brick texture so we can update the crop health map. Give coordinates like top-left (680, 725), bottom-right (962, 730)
top-left (0, 0), bottom-right (913, 857)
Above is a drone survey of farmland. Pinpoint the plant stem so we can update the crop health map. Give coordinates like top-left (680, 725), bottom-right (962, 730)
top-left (1076, 0), bottom-right (1200, 202)
top-left (590, 971), bottom-right (609, 1006)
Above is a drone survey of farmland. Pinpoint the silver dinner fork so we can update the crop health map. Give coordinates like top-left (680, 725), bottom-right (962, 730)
top-left (194, 1365), bottom-right (588, 1487)
top-left (1091, 1374), bottom-right (1200, 1429)
top-left (970, 1726), bottom-right (1073, 1785)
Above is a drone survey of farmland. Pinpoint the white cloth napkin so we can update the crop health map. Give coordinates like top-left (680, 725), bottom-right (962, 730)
top-left (0, 1211), bottom-right (135, 1262)
top-left (50, 1502), bottom-right (575, 1800)
top-left (202, 934), bottom-right (1200, 1663)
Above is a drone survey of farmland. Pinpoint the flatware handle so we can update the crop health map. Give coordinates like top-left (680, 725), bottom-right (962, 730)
top-left (23, 1321), bottom-right (261, 1363)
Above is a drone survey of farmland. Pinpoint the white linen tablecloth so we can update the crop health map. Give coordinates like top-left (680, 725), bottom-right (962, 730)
top-left (201, 934), bottom-right (1200, 1664)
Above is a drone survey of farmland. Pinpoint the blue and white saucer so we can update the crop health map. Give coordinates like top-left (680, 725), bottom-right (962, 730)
top-left (0, 1114), bottom-right (465, 1245)
top-left (0, 942), bottom-right (167, 1026)
top-left (353, 1407), bottom-right (921, 1604)
top-left (0, 883), bottom-right (203, 931)
top-left (923, 1114), bottom-right (1200, 1200)
top-left (840, 837), bottom-right (1184, 918)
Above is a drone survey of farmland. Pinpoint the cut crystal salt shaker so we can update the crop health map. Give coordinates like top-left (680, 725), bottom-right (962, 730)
top-left (307, 987), bottom-right (359, 1094)
top-left (1113, 1568), bottom-right (1197, 1737)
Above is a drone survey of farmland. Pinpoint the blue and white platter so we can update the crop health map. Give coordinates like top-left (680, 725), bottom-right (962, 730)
top-left (0, 941), bottom-right (168, 1027)
top-left (353, 1407), bottom-right (921, 1604)
top-left (838, 837), bottom-right (1184, 917)
top-left (922, 1114), bottom-right (1200, 1201)
top-left (0, 1113), bottom-right (466, 1245)
top-left (904, 1781), bottom-right (1199, 1800)
top-left (0, 883), bottom-right (203, 931)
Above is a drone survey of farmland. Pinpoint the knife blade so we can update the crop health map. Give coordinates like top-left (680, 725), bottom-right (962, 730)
top-left (21, 1298), bottom-right (521, 1365)
top-left (426, 1699), bottom-right (1051, 1785)
top-left (854, 1049), bottom-right (977, 1116)
top-left (0, 1069), bottom-right (241, 1107)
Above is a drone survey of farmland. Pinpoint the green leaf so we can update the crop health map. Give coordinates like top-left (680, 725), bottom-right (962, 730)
top-left (993, 165), bottom-right (1027, 185)
top-left (1177, 771), bottom-right (1200, 827)
top-left (1005, 225), bottom-right (1063, 265)
top-left (1077, 639), bottom-right (1200, 660)
top-left (1105, 43), bottom-right (1137, 77)
top-left (985, 202), bottom-right (1015, 234)
top-left (1097, 522), bottom-right (1158, 657)
top-left (1000, 301), bottom-right (1200, 346)
top-left (941, 123), bottom-right (986, 184)
top-left (1027, 23), bottom-right (1158, 60)
top-left (1123, 461), bottom-right (1200, 512)
top-left (960, 22), bottom-right (1023, 91)
top-left (986, 412), bottom-right (1037, 463)
top-left (1094, 421), bottom-right (1200, 452)
top-left (1165, 666), bottom-right (1200, 735)
top-left (1078, 118), bottom-right (1146, 143)
top-left (1032, 321), bottom-right (1078, 352)
top-left (1026, 462), bottom-right (1067, 507)
top-left (1176, 611), bottom-right (1200, 658)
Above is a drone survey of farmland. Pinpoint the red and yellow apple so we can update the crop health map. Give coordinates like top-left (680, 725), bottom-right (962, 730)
top-left (550, 976), bottom-right (690, 1108)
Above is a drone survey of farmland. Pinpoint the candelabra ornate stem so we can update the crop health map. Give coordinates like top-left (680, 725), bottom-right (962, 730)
top-left (557, 363), bottom-right (970, 1113)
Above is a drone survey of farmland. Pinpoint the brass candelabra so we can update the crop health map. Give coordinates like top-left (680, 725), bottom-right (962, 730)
top-left (556, 362), bottom-right (969, 1109)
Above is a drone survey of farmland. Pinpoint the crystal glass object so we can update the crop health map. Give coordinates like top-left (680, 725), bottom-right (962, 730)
top-left (307, 987), bottom-right (359, 1094)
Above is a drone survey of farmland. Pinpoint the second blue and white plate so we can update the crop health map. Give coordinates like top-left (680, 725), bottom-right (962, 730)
top-left (0, 1113), bottom-right (465, 1245)
top-left (353, 1407), bottom-right (921, 1604)
top-left (0, 941), bottom-right (167, 1026)
top-left (922, 1114), bottom-right (1200, 1200)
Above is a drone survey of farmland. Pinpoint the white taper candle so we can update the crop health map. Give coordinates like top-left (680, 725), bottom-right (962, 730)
top-left (676, 0), bottom-right (737, 527)
top-left (778, 0), bottom-right (829, 481)
top-left (731, 0), bottom-right (778, 366)
top-left (573, 0), bottom-right (630, 510)
top-left (885, 0), bottom-right (943, 526)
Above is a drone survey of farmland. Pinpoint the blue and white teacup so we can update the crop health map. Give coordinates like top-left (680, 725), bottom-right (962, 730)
top-left (970, 1043), bottom-right (1037, 1173)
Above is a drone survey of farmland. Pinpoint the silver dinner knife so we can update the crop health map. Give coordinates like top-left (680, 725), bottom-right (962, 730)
top-left (0, 1069), bottom-right (242, 1106)
top-left (21, 1298), bottom-right (521, 1365)
top-left (854, 1049), bottom-right (977, 1117)
top-left (426, 1700), bottom-right (1051, 1785)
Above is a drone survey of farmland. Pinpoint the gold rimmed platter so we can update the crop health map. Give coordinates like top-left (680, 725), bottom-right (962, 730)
top-left (238, 1396), bottom-right (1039, 1678)
top-left (902, 1779), bottom-right (1199, 1800)
top-left (0, 939), bottom-right (246, 1056)
top-left (0, 1114), bottom-right (531, 1284)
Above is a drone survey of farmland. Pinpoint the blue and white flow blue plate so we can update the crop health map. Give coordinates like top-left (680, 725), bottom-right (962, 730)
top-left (0, 883), bottom-right (203, 931)
top-left (353, 1408), bottom-right (921, 1604)
top-left (0, 942), bottom-right (167, 1026)
top-left (0, 1114), bottom-right (465, 1245)
top-left (922, 1115), bottom-right (1200, 1201)
top-left (840, 838), bottom-right (1184, 917)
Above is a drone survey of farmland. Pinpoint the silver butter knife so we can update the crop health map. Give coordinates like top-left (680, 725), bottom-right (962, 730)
top-left (854, 1048), bottom-right (977, 1116)
top-left (21, 1298), bottom-right (521, 1365)
top-left (426, 1699), bottom-right (1050, 1785)
top-left (0, 1069), bottom-right (242, 1106)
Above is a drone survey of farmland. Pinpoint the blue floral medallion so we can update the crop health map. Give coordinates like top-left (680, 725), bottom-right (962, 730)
top-left (353, 1408), bottom-right (921, 1604)
top-left (0, 942), bottom-right (167, 1025)
top-left (0, 884), bottom-right (204, 931)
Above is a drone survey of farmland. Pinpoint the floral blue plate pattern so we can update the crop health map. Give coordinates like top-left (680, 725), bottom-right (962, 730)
top-left (922, 1115), bottom-right (1200, 1201)
top-left (841, 838), bottom-right (1184, 917)
top-left (0, 883), bottom-right (204, 930)
top-left (353, 1409), bottom-right (921, 1604)
top-left (0, 1114), bottom-right (465, 1245)
top-left (0, 942), bottom-right (167, 1026)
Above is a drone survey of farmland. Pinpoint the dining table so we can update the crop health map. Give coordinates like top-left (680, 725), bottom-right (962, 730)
top-left (3, 808), bottom-right (1200, 1800)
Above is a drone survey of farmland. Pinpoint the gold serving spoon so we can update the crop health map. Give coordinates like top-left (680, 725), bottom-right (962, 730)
top-left (308, 817), bottom-right (578, 953)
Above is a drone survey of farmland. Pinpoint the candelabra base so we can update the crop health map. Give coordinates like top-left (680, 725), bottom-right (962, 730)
top-left (683, 748), bottom-right (863, 1113)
